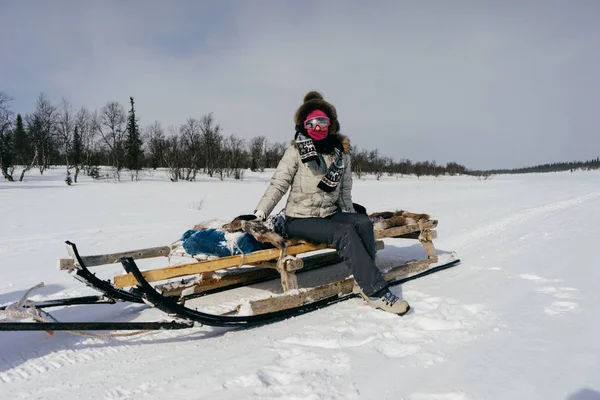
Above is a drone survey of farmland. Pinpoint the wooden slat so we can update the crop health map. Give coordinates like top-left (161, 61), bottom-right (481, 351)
top-left (246, 278), bottom-right (355, 315)
top-left (243, 258), bottom-right (438, 315)
top-left (83, 246), bottom-right (172, 266)
top-left (113, 243), bottom-right (328, 288)
top-left (157, 251), bottom-right (342, 298)
top-left (374, 220), bottom-right (438, 239)
top-left (62, 246), bottom-right (172, 269)
top-left (382, 258), bottom-right (436, 281)
top-left (159, 268), bottom-right (279, 297)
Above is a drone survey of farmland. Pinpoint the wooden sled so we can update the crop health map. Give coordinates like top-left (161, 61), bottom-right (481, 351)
top-left (59, 218), bottom-right (451, 318)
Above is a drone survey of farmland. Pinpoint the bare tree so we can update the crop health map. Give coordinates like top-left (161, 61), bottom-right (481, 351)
top-left (74, 107), bottom-right (94, 180)
top-left (446, 161), bottom-right (466, 176)
top-left (398, 158), bottom-right (412, 177)
top-left (57, 98), bottom-right (75, 184)
top-left (96, 101), bottom-right (126, 180)
top-left (430, 160), bottom-right (441, 180)
top-left (383, 156), bottom-right (394, 177)
top-left (31, 93), bottom-right (58, 175)
top-left (367, 149), bottom-right (386, 180)
top-left (414, 161), bottom-right (424, 179)
top-left (163, 126), bottom-right (183, 182)
top-left (350, 146), bottom-right (368, 179)
top-left (179, 118), bottom-right (203, 181)
top-left (16, 113), bottom-right (42, 182)
top-left (250, 136), bottom-right (267, 172)
top-left (265, 141), bottom-right (286, 168)
top-left (199, 113), bottom-right (222, 177)
top-left (222, 134), bottom-right (246, 179)
top-left (145, 121), bottom-right (166, 169)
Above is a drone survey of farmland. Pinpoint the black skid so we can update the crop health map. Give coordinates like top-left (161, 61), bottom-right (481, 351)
top-left (0, 321), bottom-right (193, 332)
top-left (65, 241), bottom-right (144, 304)
top-left (389, 259), bottom-right (461, 287)
top-left (0, 295), bottom-right (114, 311)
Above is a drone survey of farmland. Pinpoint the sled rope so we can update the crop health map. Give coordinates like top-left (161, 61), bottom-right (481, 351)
top-left (169, 239), bottom-right (187, 256)
top-left (168, 240), bottom-right (184, 263)
top-left (228, 238), bottom-right (246, 267)
top-left (0, 309), bottom-right (151, 338)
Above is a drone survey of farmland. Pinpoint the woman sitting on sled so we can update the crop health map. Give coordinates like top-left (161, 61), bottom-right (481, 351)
top-left (252, 91), bottom-right (410, 315)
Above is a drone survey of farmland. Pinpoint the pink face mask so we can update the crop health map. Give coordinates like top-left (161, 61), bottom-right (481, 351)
top-left (304, 110), bottom-right (330, 141)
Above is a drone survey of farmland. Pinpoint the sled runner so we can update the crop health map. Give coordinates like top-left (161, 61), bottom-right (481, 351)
top-left (1, 211), bottom-right (460, 332)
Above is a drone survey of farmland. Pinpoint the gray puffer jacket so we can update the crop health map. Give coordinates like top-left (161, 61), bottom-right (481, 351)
top-left (255, 135), bottom-right (355, 218)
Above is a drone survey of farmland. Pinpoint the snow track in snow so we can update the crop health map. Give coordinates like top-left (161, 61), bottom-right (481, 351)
top-left (0, 341), bottom-right (131, 384)
top-left (443, 192), bottom-right (600, 251)
top-left (406, 392), bottom-right (476, 400)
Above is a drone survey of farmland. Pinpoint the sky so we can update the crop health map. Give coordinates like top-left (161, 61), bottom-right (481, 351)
top-left (1, 0), bottom-right (599, 170)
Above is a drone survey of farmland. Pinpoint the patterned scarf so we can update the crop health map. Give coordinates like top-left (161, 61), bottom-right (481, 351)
top-left (295, 133), bottom-right (345, 193)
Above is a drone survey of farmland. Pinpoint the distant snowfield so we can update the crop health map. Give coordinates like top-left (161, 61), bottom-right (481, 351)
top-left (1, 168), bottom-right (599, 400)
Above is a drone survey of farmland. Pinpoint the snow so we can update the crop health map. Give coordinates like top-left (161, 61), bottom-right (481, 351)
top-left (1, 168), bottom-right (600, 400)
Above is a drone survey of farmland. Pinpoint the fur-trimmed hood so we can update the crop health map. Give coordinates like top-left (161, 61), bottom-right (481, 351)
top-left (291, 132), bottom-right (351, 154)
top-left (294, 91), bottom-right (341, 136)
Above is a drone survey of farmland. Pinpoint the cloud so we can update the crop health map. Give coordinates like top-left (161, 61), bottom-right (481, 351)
top-left (1, 0), bottom-right (599, 169)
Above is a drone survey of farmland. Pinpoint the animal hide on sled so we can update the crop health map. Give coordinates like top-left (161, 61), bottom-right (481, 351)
top-left (369, 210), bottom-right (430, 231)
top-left (192, 214), bottom-right (287, 252)
top-left (220, 216), bottom-right (286, 249)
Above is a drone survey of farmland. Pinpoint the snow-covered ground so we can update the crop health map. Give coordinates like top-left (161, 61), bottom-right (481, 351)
top-left (1, 168), bottom-right (599, 400)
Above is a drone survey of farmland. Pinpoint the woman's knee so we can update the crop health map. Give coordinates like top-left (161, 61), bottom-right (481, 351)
top-left (332, 223), bottom-right (358, 245)
top-left (354, 213), bottom-right (373, 229)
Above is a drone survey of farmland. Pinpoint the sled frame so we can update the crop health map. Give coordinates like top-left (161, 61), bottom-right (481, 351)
top-left (59, 220), bottom-right (439, 297)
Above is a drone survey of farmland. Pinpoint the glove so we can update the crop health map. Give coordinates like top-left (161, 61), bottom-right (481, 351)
top-left (254, 210), bottom-right (266, 221)
top-left (353, 203), bottom-right (367, 215)
top-left (233, 214), bottom-right (257, 222)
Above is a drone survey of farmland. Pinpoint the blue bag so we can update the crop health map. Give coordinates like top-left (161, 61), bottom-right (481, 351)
top-left (180, 229), bottom-right (272, 257)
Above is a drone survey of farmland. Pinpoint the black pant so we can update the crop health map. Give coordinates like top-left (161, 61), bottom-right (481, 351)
top-left (285, 212), bottom-right (388, 296)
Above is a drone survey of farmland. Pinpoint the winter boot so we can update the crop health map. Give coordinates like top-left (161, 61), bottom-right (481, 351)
top-left (353, 286), bottom-right (410, 316)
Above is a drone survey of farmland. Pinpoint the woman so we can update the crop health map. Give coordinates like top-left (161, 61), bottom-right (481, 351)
top-left (253, 91), bottom-right (409, 315)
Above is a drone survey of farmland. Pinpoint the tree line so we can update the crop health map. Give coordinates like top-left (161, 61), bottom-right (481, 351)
top-left (3, 91), bottom-right (597, 183)
top-left (0, 91), bottom-right (472, 184)
top-left (470, 158), bottom-right (600, 176)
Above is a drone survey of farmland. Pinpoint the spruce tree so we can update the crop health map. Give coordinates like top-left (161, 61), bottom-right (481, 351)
top-left (125, 97), bottom-right (142, 180)
top-left (12, 114), bottom-right (29, 165)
